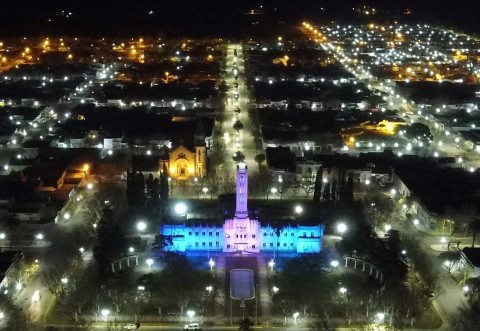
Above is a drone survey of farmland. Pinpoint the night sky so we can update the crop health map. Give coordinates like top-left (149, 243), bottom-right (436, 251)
top-left (0, 0), bottom-right (478, 37)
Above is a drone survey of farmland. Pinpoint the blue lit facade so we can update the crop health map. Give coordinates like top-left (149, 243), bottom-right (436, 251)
top-left (162, 163), bottom-right (323, 254)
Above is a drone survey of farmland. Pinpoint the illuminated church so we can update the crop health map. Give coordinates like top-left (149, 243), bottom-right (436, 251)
top-left (162, 163), bottom-right (323, 254)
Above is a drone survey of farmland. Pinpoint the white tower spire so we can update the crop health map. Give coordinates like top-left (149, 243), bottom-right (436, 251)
top-left (235, 162), bottom-right (248, 218)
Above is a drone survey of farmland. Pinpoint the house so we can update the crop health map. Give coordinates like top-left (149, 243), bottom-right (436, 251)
top-left (0, 251), bottom-right (23, 290)
top-left (8, 203), bottom-right (46, 222)
top-left (461, 248), bottom-right (480, 278)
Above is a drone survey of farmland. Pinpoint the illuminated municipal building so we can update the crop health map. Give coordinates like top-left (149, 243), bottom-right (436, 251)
top-left (162, 163), bottom-right (323, 254)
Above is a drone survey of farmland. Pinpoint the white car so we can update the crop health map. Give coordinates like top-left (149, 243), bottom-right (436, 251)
top-left (184, 323), bottom-right (200, 330)
top-left (123, 324), bottom-right (138, 330)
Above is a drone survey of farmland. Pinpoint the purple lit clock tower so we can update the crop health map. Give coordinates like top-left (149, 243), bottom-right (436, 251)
top-left (223, 163), bottom-right (261, 253)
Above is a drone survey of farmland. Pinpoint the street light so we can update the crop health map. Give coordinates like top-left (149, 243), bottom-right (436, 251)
top-left (293, 312), bottom-right (299, 325)
top-left (209, 258), bottom-right (215, 271)
top-left (206, 285), bottom-right (213, 293)
top-left (337, 223), bottom-right (347, 234)
top-left (146, 258), bottom-right (154, 270)
top-left (463, 285), bottom-right (469, 293)
top-left (330, 260), bottom-right (339, 268)
top-left (187, 310), bottom-right (195, 321)
top-left (129, 247), bottom-right (135, 253)
top-left (272, 286), bottom-right (279, 293)
top-left (440, 237), bottom-right (447, 244)
top-left (79, 247), bottom-right (85, 254)
top-left (384, 224), bottom-right (392, 233)
top-left (87, 182), bottom-right (93, 190)
top-left (376, 312), bottom-right (385, 322)
top-left (61, 277), bottom-right (68, 284)
top-left (136, 221), bottom-right (147, 232)
top-left (36, 233), bottom-right (43, 240)
top-left (294, 205), bottom-right (303, 215)
top-left (175, 202), bottom-right (187, 216)
top-left (63, 213), bottom-right (70, 220)
top-left (0, 233), bottom-right (5, 240)
top-left (202, 187), bottom-right (209, 197)
top-left (413, 218), bottom-right (419, 225)
top-left (339, 287), bottom-right (347, 295)
top-left (268, 259), bottom-right (275, 271)
top-left (101, 309), bottom-right (110, 319)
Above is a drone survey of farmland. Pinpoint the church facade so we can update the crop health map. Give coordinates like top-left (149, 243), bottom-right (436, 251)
top-left (162, 163), bottom-right (323, 254)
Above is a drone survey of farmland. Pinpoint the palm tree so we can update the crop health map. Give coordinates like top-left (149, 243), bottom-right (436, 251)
top-left (467, 217), bottom-right (480, 248)
top-left (271, 221), bottom-right (285, 259)
top-left (239, 317), bottom-right (254, 331)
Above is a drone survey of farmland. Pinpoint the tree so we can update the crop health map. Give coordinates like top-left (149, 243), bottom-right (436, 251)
top-left (254, 154), bottom-right (266, 168)
top-left (239, 318), bottom-right (254, 331)
top-left (232, 151), bottom-right (246, 163)
top-left (160, 164), bottom-right (169, 201)
top-left (450, 299), bottom-right (480, 331)
top-left (93, 206), bottom-right (126, 277)
top-left (313, 167), bottom-right (323, 203)
top-left (3, 213), bottom-right (20, 248)
top-left (233, 120), bottom-right (244, 132)
top-left (152, 234), bottom-right (173, 251)
top-left (467, 217), bottom-right (480, 248)
top-left (271, 221), bottom-right (285, 259)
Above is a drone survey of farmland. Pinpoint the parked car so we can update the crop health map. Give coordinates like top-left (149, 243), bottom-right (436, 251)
top-left (184, 323), bottom-right (201, 330)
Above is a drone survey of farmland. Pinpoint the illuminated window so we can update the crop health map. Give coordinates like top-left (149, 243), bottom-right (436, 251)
top-left (284, 243), bottom-right (287, 247)
top-left (188, 232), bottom-right (192, 235)
top-left (216, 232), bottom-right (219, 236)
top-left (311, 232), bottom-right (314, 237)
top-left (216, 241), bottom-right (219, 247)
top-left (202, 242), bottom-right (206, 246)
top-left (252, 235), bottom-right (255, 238)
top-left (263, 243), bottom-right (266, 247)
top-left (209, 232), bottom-right (212, 236)
top-left (291, 233), bottom-right (294, 236)
top-left (227, 244), bottom-right (231, 249)
top-left (270, 243), bottom-right (273, 247)
top-left (209, 242), bottom-right (212, 247)
top-left (202, 232), bottom-right (205, 236)
top-left (195, 242), bottom-right (199, 247)
top-left (252, 245), bottom-right (256, 249)
top-left (195, 232), bottom-right (199, 236)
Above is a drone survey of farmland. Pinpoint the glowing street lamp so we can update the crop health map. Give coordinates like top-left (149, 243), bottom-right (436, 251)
top-left (339, 287), bottom-right (347, 295)
top-left (36, 233), bottom-right (43, 240)
top-left (272, 286), bottom-right (279, 293)
top-left (294, 205), bottom-right (303, 215)
top-left (86, 182), bottom-right (93, 190)
top-left (61, 277), bottom-right (68, 284)
top-left (206, 285), bottom-right (213, 293)
top-left (187, 310), bottom-right (195, 321)
top-left (79, 247), bottom-right (85, 254)
top-left (376, 312), bottom-right (385, 322)
top-left (175, 202), bottom-right (187, 216)
top-left (202, 187), bottom-right (209, 197)
top-left (330, 260), bottom-right (339, 268)
top-left (440, 237), bottom-right (447, 244)
top-left (209, 258), bottom-right (215, 271)
top-left (268, 259), bottom-right (275, 271)
top-left (146, 258), bottom-right (154, 270)
top-left (293, 312), bottom-right (299, 324)
top-left (384, 224), bottom-right (392, 232)
top-left (101, 309), bottom-right (110, 319)
top-left (337, 223), bottom-right (347, 234)
top-left (136, 221), bottom-right (147, 232)
top-left (129, 247), bottom-right (135, 253)
top-left (0, 233), bottom-right (5, 240)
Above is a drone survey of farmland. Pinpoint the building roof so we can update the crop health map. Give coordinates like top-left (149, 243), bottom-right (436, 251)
top-left (462, 247), bottom-right (480, 268)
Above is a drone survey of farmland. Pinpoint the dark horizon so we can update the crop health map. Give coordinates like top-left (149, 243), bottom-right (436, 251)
top-left (0, 0), bottom-right (479, 38)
